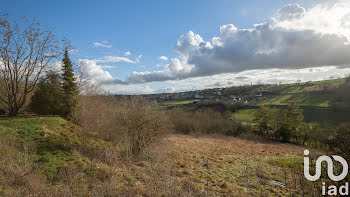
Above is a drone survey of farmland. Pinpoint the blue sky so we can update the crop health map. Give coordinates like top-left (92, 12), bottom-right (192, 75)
top-left (2, 0), bottom-right (350, 94)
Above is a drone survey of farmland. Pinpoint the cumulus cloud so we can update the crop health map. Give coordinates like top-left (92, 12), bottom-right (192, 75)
top-left (77, 59), bottom-right (113, 82)
top-left (123, 1), bottom-right (350, 84)
top-left (159, 56), bottom-right (168, 61)
top-left (124, 51), bottom-right (131, 56)
top-left (76, 53), bottom-right (142, 86)
top-left (93, 42), bottom-right (112, 48)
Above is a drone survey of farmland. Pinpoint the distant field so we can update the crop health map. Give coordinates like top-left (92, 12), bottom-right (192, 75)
top-left (262, 78), bottom-right (347, 108)
top-left (309, 78), bottom-right (345, 85)
top-left (231, 109), bottom-right (255, 123)
top-left (262, 94), bottom-right (331, 107)
top-left (262, 94), bottom-right (293, 105)
top-left (291, 94), bottom-right (330, 107)
top-left (161, 99), bottom-right (199, 110)
top-left (281, 86), bottom-right (311, 94)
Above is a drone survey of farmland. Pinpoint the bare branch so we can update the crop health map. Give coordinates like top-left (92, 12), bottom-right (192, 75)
top-left (0, 15), bottom-right (60, 116)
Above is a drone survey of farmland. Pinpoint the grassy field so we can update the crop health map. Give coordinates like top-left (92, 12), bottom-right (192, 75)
top-left (231, 109), bottom-right (255, 123)
top-left (161, 99), bottom-right (199, 110)
top-left (281, 86), bottom-right (311, 94)
top-left (0, 116), bottom-right (322, 196)
top-left (262, 94), bottom-right (331, 107)
top-left (261, 78), bottom-right (348, 108)
top-left (309, 78), bottom-right (345, 85)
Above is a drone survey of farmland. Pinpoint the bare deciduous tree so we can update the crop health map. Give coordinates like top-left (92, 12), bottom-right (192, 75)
top-left (0, 15), bottom-right (60, 116)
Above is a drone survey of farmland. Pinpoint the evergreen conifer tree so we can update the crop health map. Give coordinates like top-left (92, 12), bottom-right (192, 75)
top-left (62, 49), bottom-right (79, 121)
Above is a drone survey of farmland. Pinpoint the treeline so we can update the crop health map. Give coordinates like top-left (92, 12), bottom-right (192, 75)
top-left (254, 103), bottom-right (350, 159)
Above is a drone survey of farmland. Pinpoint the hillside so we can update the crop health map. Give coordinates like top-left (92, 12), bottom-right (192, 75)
top-left (235, 77), bottom-right (350, 126)
top-left (156, 77), bottom-right (350, 126)
top-left (0, 117), bottom-right (112, 196)
top-left (0, 117), bottom-right (319, 196)
top-left (261, 78), bottom-right (348, 107)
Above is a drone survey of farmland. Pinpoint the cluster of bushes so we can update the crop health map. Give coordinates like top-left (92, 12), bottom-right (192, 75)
top-left (254, 103), bottom-right (306, 143)
top-left (169, 108), bottom-right (251, 136)
top-left (254, 103), bottom-right (350, 157)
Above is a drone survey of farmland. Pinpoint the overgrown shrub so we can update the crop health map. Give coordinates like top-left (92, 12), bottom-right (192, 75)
top-left (79, 96), bottom-right (171, 158)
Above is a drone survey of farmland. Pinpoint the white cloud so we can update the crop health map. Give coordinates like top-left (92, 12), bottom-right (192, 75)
top-left (100, 65), bottom-right (116, 69)
top-left (69, 48), bottom-right (80, 53)
top-left (93, 42), bottom-right (112, 48)
top-left (160, 66), bottom-right (350, 93)
top-left (159, 56), bottom-right (168, 61)
top-left (77, 59), bottom-right (113, 82)
top-left (273, 2), bottom-right (350, 40)
top-left (47, 61), bottom-right (63, 73)
top-left (124, 51), bottom-right (131, 56)
top-left (122, 1), bottom-right (350, 84)
top-left (96, 56), bottom-right (136, 63)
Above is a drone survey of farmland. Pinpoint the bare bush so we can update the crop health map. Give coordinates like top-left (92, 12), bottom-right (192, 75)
top-left (115, 99), bottom-right (171, 157)
top-left (79, 96), bottom-right (172, 158)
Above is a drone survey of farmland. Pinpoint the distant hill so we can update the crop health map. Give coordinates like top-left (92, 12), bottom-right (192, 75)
top-left (154, 77), bottom-right (350, 126)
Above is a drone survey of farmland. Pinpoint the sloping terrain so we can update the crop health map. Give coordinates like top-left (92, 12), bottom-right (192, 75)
top-left (0, 116), bottom-right (319, 196)
top-left (261, 78), bottom-right (348, 108)
top-left (0, 117), bottom-right (112, 196)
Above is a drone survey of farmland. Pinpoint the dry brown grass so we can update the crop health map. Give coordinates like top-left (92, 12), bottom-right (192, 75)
top-left (153, 134), bottom-right (320, 196)
top-left (84, 134), bottom-right (319, 196)
top-left (166, 134), bottom-right (306, 156)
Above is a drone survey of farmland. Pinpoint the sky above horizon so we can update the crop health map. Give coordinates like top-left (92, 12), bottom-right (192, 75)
top-left (2, 0), bottom-right (350, 94)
